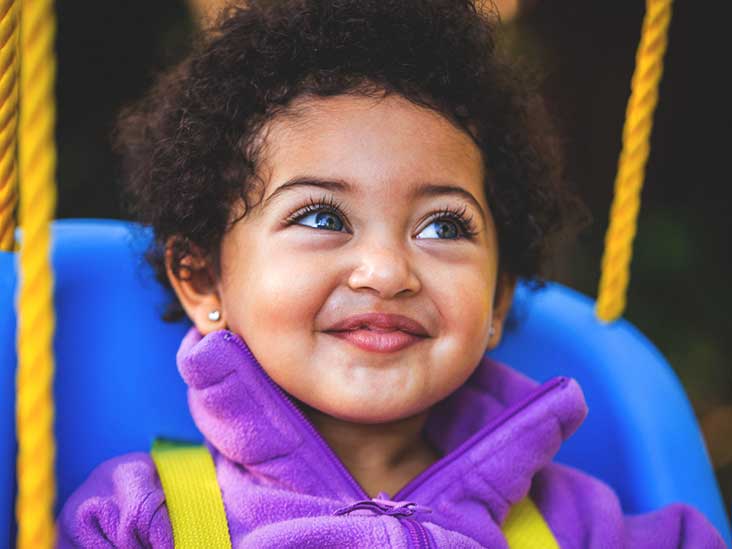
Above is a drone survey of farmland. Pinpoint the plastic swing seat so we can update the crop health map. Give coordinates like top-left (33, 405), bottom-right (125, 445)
top-left (1, 218), bottom-right (730, 546)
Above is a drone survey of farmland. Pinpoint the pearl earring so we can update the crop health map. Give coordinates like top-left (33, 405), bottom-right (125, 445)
top-left (489, 324), bottom-right (495, 338)
top-left (208, 310), bottom-right (221, 322)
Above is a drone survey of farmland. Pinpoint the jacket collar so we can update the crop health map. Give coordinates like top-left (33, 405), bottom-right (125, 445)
top-left (177, 327), bottom-right (588, 525)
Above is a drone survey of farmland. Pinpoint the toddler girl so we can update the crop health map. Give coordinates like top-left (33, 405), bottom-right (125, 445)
top-left (58, 1), bottom-right (725, 547)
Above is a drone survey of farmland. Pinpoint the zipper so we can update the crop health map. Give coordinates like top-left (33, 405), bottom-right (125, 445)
top-left (393, 375), bottom-right (568, 500)
top-left (225, 332), bottom-right (370, 500)
top-left (402, 518), bottom-right (435, 549)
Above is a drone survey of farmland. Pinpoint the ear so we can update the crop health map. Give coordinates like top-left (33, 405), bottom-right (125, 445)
top-left (165, 237), bottom-right (226, 335)
top-left (486, 272), bottom-right (517, 351)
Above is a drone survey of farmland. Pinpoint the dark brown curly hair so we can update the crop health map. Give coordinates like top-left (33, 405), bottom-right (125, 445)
top-left (117, 0), bottom-right (587, 321)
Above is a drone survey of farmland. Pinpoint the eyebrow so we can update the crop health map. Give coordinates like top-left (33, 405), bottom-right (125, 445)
top-left (263, 176), bottom-right (487, 222)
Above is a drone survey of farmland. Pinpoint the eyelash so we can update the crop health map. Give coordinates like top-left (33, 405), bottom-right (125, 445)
top-left (284, 195), bottom-right (349, 227)
top-left (284, 194), bottom-right (479, 240)
top-left (424, 205), bottom-right (479, 239)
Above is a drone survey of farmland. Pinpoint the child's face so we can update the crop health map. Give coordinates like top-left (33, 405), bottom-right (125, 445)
top-left (171, 94), bottom-right (514, 423)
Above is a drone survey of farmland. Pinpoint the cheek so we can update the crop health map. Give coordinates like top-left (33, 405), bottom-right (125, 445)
top-left (427, 255), bottom-right (495, 338)
top-left (424, 264), bottom-right (496, 387)
top-left (220, 238), bottom-right (331, 338)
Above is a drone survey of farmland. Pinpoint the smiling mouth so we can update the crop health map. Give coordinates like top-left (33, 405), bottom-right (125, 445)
top-left (325, 328), bottom-right (426, 353)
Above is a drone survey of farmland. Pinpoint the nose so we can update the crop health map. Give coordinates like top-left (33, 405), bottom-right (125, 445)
top-left (347, 239), bottom-right (421, 299)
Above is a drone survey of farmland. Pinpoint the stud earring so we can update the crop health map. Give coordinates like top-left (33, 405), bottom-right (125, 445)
top-left (489, 324), bottom-right (495, 338)
top-left (208, 309), bottom-right (221, 322)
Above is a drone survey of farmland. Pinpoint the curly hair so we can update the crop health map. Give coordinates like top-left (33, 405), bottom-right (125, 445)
top-left (117, 0), bottom-right (587, 321)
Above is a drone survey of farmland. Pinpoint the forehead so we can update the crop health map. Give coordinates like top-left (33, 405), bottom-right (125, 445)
top-left (258, 94), bottom-right (485, 201)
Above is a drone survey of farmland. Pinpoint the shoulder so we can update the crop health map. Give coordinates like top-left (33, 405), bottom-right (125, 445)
top-left (57, 452), bottom-right (173, 548)
top-left (530, 462), bottom-right (725, 549)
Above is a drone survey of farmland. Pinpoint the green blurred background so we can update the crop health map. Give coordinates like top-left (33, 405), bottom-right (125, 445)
top-left (54, 1), bottom-right (731, 514)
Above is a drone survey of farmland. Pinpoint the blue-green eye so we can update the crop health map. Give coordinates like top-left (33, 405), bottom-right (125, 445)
top-left (297, 210), bottom-right (345, 232)
top-left (417, 219), bottom-right (461, 239)
top-left (285, 195), bottom-right (349, 232)
top-left (416, 206), bottom-right (478, 240)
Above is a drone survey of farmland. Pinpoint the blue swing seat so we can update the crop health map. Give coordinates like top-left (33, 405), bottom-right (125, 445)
top-left (1, 218), bottom-right (730, 545)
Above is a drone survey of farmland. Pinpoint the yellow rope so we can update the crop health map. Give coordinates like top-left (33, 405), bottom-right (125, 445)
top-left (14, 0), bottom-right (57, 546)
top-left (596, 0), bottom-right (673, 322)
top-left (0, 0), bottom-right (18, 251)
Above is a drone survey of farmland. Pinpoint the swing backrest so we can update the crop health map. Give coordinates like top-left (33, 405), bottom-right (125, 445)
top-left (0, 219), bottom-right (730, 545)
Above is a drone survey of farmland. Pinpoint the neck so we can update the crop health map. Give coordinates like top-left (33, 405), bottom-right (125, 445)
top-left (296, 400), bottom-right (442, 498)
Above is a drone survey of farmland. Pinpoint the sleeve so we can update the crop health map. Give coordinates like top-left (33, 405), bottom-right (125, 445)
top-left (56, 452), bottom-right (173, 549)
top-left (530, 462), bottom-right (726, 549)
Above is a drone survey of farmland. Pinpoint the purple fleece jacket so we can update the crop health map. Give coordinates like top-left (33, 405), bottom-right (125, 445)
top-left (57, 328), bottom-right (726, 548)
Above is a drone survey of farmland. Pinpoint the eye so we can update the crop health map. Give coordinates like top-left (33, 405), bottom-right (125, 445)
top-left (284, 195), bottom-right (349, 233)
top-left (417, 219), bottom-right (461, 239)
top-left (296, 210), bottom-right (345, 232)
top-left (416, 206), bottom-right (478, 240)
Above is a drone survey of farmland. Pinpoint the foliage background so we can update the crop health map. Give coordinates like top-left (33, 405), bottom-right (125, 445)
top-left (54, 1), bottom-right (731, 516)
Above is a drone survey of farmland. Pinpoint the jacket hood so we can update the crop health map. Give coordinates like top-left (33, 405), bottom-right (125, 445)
top-left (177, 327), bottom-right (587, 534)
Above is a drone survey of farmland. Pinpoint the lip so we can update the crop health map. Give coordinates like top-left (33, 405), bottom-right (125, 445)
top-left (323, 312), bottom-right (430, 354)
top-left (324, 313), bottom-right (429, 337)
top-left (326, 329), bottom-right (425, 353)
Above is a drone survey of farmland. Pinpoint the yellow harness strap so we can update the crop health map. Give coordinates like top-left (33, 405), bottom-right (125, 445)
top-left (150, 440), bottom-right (232, 549)
top-left (502, 496), bottom-right (560, 549)
top-left (152, 442), bottom-right (558, 549)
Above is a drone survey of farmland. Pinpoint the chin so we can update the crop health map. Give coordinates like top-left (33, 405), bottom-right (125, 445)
top-left (315, 398), bottom-right (429, 425)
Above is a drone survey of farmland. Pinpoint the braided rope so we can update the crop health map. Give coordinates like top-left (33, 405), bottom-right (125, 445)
top-left (596, 0), bottom-right (673, 322)
top-left (15, 0), bottom-right (57, 546)
top-left (0, 0), bottom-right (18, 251)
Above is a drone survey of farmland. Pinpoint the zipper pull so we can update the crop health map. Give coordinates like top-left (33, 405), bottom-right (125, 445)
top-left (333, 497), bottom-right (432, 517)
